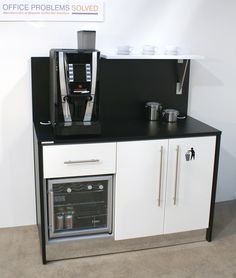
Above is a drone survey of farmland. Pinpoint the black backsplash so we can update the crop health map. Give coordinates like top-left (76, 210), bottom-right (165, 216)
top-left (31, 57), bottom-right (50, 123)
top-left (31, 57), bottom-right (190, 123)
top-left (99, 59), bottom-right (189, 120)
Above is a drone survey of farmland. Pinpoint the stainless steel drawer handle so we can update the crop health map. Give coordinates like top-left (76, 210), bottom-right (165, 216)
top-left (64, 159), bottom-right (100, 165)
top-left (173, 145), bottom-right (180, 205)
top-left (157, 146), bottom-right (163, 207)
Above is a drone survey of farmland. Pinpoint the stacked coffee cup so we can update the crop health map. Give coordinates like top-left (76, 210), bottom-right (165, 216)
top-left (142, 45), bottom-right (156, 55)
top-left (117, 45), bottom-right (133, 55)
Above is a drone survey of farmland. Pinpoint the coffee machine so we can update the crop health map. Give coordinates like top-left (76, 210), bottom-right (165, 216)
top-left (50, 34), bottom-right (100, 136)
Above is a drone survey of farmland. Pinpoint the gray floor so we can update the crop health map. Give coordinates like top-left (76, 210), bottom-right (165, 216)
top-left (1, 201), bottom-right (236, 278)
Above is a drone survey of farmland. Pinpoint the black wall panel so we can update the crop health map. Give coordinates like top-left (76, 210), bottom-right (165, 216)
top-left (31, 57), bottom-right (50, 122)
top-left (99, 59), bottom-right (189, 120)
top-left (31, 57), bottom-right (190, 122)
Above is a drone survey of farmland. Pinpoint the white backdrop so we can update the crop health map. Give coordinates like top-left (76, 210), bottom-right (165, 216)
top-left (0, 0), bottom-right (235, 227)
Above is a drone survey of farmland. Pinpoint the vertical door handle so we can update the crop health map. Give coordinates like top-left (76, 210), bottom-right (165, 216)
top-left (48, 189), bottom-right (55, 238)
top-left (157, 146), bottom-right (163, 207)
top-left (173, 145), bottom-right (180, 205)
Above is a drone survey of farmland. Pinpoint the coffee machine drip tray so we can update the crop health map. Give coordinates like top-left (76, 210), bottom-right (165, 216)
top-left (54, 121), bottom-right (101, 137)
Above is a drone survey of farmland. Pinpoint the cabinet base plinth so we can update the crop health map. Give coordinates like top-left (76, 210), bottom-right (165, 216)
top-left (45, 229), bottom-right (206, 263)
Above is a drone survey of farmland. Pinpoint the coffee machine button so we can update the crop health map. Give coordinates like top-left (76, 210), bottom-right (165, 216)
top-left (67, 187), bottom-right (72, 193)
top-left (87, 185), bottom-right (93, 190)
top-left (86, 96), bottom-right (93, 101)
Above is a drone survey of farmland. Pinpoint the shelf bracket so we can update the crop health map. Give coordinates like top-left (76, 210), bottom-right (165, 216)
top-left (176, 59), bottom-right (189, 95)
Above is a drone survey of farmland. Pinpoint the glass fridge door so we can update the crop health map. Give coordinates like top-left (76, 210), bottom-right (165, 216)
top-left (47, 175), bottom-right (113, 239)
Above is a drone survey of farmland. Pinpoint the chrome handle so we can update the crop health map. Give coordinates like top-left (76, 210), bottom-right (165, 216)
top-left (158, 146), bottom-right (163, 207)
top-left (40, 121), bottom-right (51, 125)
top-left (64, 159), bottom-right (100, 165)
top-left (173, 145), bottom-right (180, 205)
top-left (83, 51), bottom-right (98, 122)
top-left (58, 51), bottom-right (72, 122)
top-left (48, 189), bottom-right (54, 237)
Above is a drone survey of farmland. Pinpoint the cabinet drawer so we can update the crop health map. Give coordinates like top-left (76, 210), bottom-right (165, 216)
top-left (43, 143), bottom-right (116, 178)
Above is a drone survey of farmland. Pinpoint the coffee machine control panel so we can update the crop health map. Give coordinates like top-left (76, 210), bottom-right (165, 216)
top-left (68, 64), bottom-right (91, 83)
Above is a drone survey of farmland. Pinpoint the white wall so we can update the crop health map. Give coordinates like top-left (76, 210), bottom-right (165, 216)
top-left (0, 0), bottom-right (235, 227)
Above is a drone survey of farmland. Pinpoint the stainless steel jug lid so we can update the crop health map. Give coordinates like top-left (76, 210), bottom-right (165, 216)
top-left (145, 102), bottom-right (161, 108)
top-left (163, 109), bottom-right (179, 114)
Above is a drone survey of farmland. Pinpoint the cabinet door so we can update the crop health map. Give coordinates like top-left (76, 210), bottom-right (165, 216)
top-left (164, 136), bottom-right (216, 234)
top-left (115, 140), bottom-right (168, 240)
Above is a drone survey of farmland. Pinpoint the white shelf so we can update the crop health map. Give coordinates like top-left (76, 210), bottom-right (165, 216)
top-left (101, 53), bottom-right (204, 60)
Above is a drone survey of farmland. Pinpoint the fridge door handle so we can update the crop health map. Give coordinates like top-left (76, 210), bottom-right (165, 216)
top-left (48, 188), bottom-right (55, 238)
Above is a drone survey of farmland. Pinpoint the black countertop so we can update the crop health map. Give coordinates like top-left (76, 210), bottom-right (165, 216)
top-left (34, 117), bottom-right (221, 145)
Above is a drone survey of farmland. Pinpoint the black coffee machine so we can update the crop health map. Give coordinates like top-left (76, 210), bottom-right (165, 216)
top-left (50, 32), bottom-right (100, 136)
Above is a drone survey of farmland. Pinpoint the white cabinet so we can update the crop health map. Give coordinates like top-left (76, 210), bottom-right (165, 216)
top-left (42, 137), bottom-right (216, 241)
top-left (115, 136), bottom-right (216, 240)
top-left (114, 140), bottom-right (168, 240)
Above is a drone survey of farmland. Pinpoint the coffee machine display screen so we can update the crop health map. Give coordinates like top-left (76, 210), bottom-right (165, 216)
top-left (68, 63), bottom-right (91, 83)
top-left (74, 64), bottom-right (86, 81)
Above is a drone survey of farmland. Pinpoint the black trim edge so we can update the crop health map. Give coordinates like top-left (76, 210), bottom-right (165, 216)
top-left (206, 133), bottom-right (221, 241)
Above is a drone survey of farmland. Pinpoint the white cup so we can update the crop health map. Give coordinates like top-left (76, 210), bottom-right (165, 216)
top-left (155, 47), bottom-right (164, 55)
top-left (143, 45), bottom-right (155, 51)
top-left (176, 47), bottom-right (190, 55)
top-left (164, 45), bottom-right (179, 55)
top-left (142, 45), bottom-right (156, 55)
top-left (117, 45), bottom-right (133, 55)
